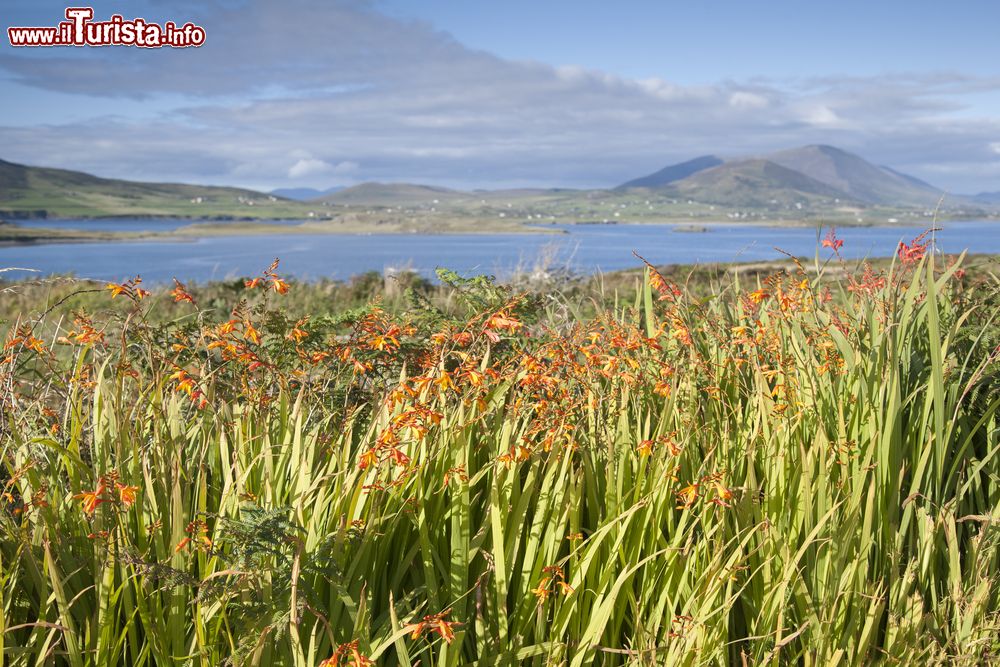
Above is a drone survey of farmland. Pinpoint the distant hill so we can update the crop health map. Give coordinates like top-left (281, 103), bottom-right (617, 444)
top-left (618, 155), bottom-right (723, 189)
top-left (320, 182), bottom-right (466, 206)
top-left (764, 145), bottom-right (943, 206)
top-left (880, 166), bottom-right (940, 192)
top-left (0, 158), bottom-right (310, 219)
top-left (270, 186), bottom-right (345, 201)
top-left (615, 145), bottom-right (951, 209)
top-left (971, 191), bottom-right (1000, 204)
top-left (669, 159), bottom-right (854, 207)
top-left (2, 150), bottom-right (985, 227)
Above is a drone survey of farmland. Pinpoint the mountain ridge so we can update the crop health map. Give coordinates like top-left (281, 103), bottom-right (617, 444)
top-left (617, 145), bottom-right (948, 208)
top-left (270, 186), bottom-right (345, 201)
top-left (669, 159), bottom-right (858, 207)
top-left (617, 155), bottom-right (723, 189)
top-left (764, 144), bottom-right (943, 205)
top-left (0, 149), bottom-right (992, 222)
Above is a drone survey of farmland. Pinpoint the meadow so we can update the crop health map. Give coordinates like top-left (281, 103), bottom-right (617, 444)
top-left (2, 234), bottom-right (1000, 666)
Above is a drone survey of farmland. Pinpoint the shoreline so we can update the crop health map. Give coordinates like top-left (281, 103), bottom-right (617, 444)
top-left (4, 215), bottom-right (992, 249)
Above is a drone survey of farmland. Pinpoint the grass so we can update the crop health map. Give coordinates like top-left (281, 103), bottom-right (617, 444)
top-left (1, 239), bottom-right (1000, 665)
top-left (0, 159), bottom-right (316, 221)
top-left (0, 224), bottom-right (145, 245)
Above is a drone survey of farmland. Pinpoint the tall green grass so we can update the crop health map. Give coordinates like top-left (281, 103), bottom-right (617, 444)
top-left (2, 252), bottom-right (999, 665)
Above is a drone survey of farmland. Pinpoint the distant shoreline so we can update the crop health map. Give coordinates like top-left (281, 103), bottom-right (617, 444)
top-left (4, 215), bottom-right (993, 249)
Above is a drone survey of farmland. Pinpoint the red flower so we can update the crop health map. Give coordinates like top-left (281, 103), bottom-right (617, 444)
top-left (897, 230), bottom-right (934, 265)
top-left (822, 228), bottom-right (844, 252)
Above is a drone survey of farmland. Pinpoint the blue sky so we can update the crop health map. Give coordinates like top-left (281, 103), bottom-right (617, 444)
top-left (2, 0), bottom-right (999, 192)
top-left (380, 1), bottom-right (1000, 82)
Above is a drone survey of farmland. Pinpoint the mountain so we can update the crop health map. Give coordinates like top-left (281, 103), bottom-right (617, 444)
top-left (971, 191), bottom-right (1000, 204)
top-left (764, 145), bottom-right (943, 205)
top-left (881, 166), bottom-right (939, 192)
top-left (669, 159), bottom-right (854, 207)
top-left (320, 182), bottom-right (466, 206)
top-left (617, 155), bottom-right (723, 189)
top-left (0, 158), bottom-right (310, 219)
top-left (270, 186), bottom-right (345, 201)
top-left (616, 145), bottom-right (949, 208)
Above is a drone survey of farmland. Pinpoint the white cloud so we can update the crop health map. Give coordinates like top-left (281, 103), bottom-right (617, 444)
top-left (728, 91), bottom-right (770, 110)
top-left (332, 161), bottom-right (359, 174)
top-left (0, 1), bottom-right (998, 191)
top-left (288, 158), bottom-right (334, 179)
top-left (801, 104), bottom-right (844, 128)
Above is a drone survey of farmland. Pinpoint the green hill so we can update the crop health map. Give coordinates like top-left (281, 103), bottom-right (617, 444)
top-left (668, 159), bottom-right (854, 207)
top-left (0, 159), bottom-right (313, 219)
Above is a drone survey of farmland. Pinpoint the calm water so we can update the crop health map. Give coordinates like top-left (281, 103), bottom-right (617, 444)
top-left (12, 218), bottom-right (306, 233)
top-left (1, 220), bottom-right (997, 283)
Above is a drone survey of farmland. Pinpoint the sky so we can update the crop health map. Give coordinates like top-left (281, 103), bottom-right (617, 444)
top-left (1, 0), bottom-right (999, 193)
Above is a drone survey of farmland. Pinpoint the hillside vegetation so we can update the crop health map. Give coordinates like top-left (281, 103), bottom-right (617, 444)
top-left (0, 159), bottom-right (312, 220)
top-left (2, 239), bottom-right (1000, 665)
top-left (3, 147), bottom-right (997, 230)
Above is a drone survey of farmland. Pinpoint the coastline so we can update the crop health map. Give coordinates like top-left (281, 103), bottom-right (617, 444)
top-left (6, 214), bottom-right (992, 249)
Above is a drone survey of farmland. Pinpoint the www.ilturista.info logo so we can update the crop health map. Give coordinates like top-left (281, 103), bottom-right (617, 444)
top-left (7, 7), bottom-right (205, 48)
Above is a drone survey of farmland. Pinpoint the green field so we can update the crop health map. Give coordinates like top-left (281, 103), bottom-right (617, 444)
top-left (2, 246), bottom-right (1000, 665)
top-left (0, 158), bottom-right (316, 221)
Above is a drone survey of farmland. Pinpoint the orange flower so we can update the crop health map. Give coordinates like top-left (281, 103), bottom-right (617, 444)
top-left (106, 276), bottom-right (149, 301)
top-left (287, 318), bottom-right (309, 343)
top-left (169, 369), bottom-right (196, 395)
top-left (821, 228), bottom-right (844, 252)
top-left (116, 483), bottom-right (139, 508)
top-left (319, 640), bottom-right (374, 667)
top-left (176, 520), bottom-right (212, 552)
top-left (369, 332), bottom-right (399, 352)
top-left (244, 277), bottom-right (263, 289)
top-left (484, 310), bottom-right (524, 342)
top-left (676, 482), bottom-right (700, 509)
top-left (532, 565), bottom-right (573, 602)
top-left (106, 282), bottom-right (128, 298)
top-left (171, 278), bottom-right (196, 305)
top-left (898, 239), bottom-right (927, 264)
top-left (405, 609), bottom-right (461, 644)
top-left (74, 482), bottom-right (108, 515)
top-left (637, 439), bottom-right (654, 457)
top-left (244, 323), bottom-right (261, 345)
top-left (485, 311), bottom-right (523, 333)
top-left (710, 481), bottom-right (734, 507)
top-left (433, 370), bottom-right (454, 393)
top-left (7, 326), bottom-right (48, 354)
top-left (463, 368), bottom-right (485, 386)
top-left (270, 277), bottom-right (290, 294)
top-left (634, 252), bottom-right (682, 301)
top-left (749, 288), bottom-right (769, 304)
top-left (358, 449), bottom-right (379, 470)
top-left (388, 447), bottom-right (411, 467)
